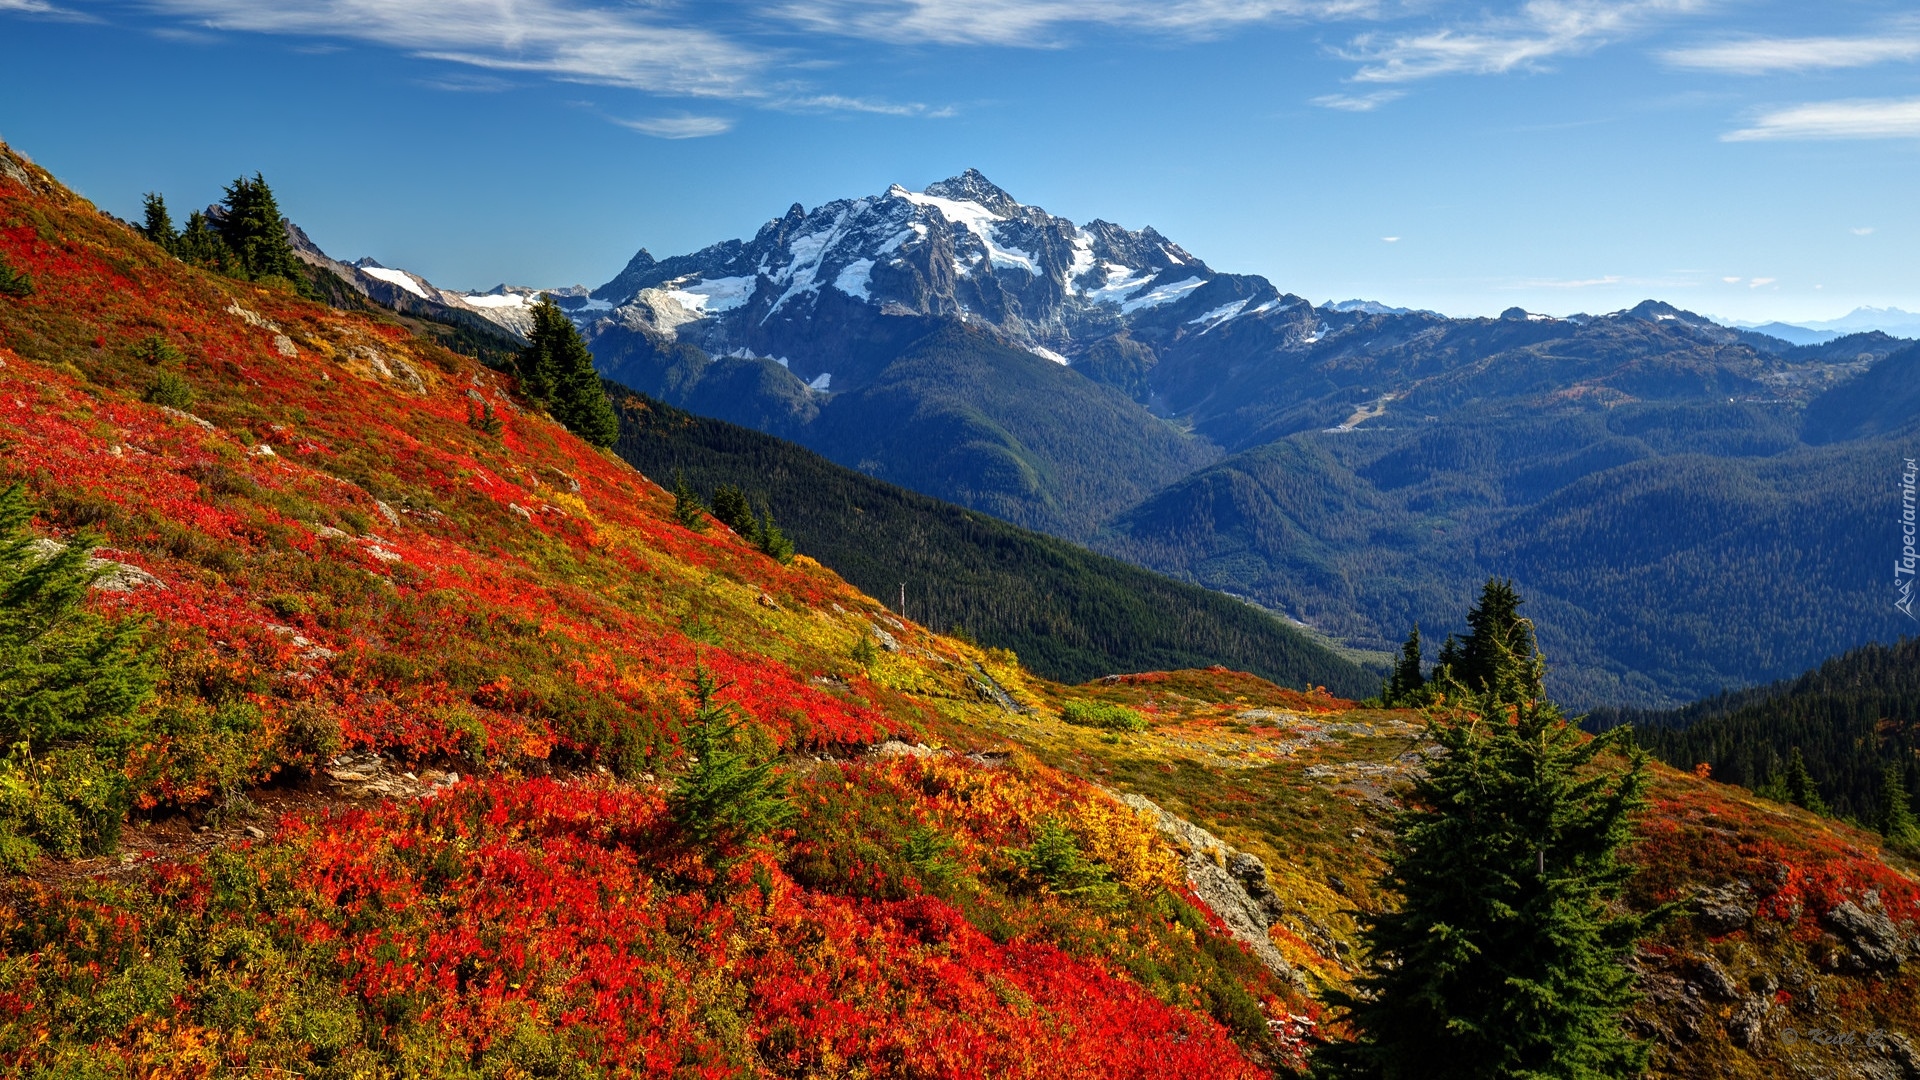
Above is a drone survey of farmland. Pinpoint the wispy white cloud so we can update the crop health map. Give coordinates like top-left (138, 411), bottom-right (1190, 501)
top-left (143, 0), bottom-right (769, 100)
top-left (1313, 90), bottom-right (1404, 111)
top-left (774, 0), bottom-right (1383, 48)
top-left (0, 0), bottom-right (93, 21)
top-left (1381, 235), bottom-right (1401, 242)
top-left (1723, 97), bottom-right (1920, 141)
top-left (1340, 0), bottom-right (1708, 84)
top-left (1663, 34), bottom-right (1920, 74)
top-left (613, 115), bottom-right (736, 139)
top-left (1747, 277), bottom-right (1775, 287)
top-left (1721, 276), bottom-right (1740, 283)
top-left (777, 94), bottom-right (953, 117)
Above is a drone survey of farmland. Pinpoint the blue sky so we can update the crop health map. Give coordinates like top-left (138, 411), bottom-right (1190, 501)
top-left (2, 0), bottom-right (1916, 322)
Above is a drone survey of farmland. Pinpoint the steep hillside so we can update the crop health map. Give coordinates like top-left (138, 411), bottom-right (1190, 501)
top-left (610, 389), bottom-right (1376, 696)
top-left (0, 141), bottom-right (1309, 1077)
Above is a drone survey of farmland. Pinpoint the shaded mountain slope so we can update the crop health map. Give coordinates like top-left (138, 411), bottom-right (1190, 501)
top-left (1099, 404), bottom-right (1908, 707)
top-left (611, 390), bottom-right (1375, 696)
top-left (598, 318), bottom-right (1219, 537)
top-left (1591, 638), bottom-right (1920, 821)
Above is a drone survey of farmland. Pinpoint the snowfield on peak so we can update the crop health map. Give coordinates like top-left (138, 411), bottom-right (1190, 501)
top-left (460, 292), bottom-right (533, 310)
top-left (667, 275), bottom-right (755, 314)
top-left (894, 186), bottom-right (1039, 275)
top-left (1120, 276), bottom-right (1206, 314)
top-left (359, 265), bottom-right (429, 300)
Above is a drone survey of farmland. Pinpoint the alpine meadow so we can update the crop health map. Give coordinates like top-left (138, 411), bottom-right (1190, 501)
top-left (3, 0), bottom-right (1919, 1077)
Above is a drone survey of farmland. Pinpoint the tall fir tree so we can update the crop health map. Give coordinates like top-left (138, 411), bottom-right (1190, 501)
top-left (1777, 747), bottom-right (1829, 815)
top-left (753, 504), bottom-right (795, 565)
top-left (1446, 578), bottom-right (1544, 704)
top-left (518, 296), bottom-right (619, 447)
top-left (1876, 763), bottom-right (1920, 848)
top-left (1433, 633), bottom-right (1462, 689)
top-left (139, 192), bottom-right (176, 250)
top-left (1384, 624), bottom-right (1425, 705)
top-left (671, 470), bottom-right (708, 532)
top-left (1319, 613), bottom-right (1662, 1080)
top-left (173, 210), bottom-right (228, 271)
top-left (0, 484), bottom-right (157, 867)
top-left (668, 666), bottom-right (792, 869)
top-left (213, 173), bottom-right (306, 286)
top-left (710, 483), bottom-right (755, 536)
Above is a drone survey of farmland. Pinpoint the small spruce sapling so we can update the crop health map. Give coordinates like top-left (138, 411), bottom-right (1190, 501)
top-left (668, 666), bottom-right (792, 870)
top-left (1011, 816), bottom-right (1118, 907)
top-left (139, 192), bottom-right (176, 250)
top-left (1768, 747), bottom-right (1828, 815)
top-left (0, 253), bottom-right (31, 299)
top-left (0, 483), bottom-right (157, 869)
top-left (518, 295), bottom-right (619, 447)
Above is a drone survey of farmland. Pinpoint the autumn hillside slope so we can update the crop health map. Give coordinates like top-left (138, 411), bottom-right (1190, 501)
top-left (1, 139), bottom-right (1918, 1080)
top-left (0, 141), bottom-right (1306, 1077)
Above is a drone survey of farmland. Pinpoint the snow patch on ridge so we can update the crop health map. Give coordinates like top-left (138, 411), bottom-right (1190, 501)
top-left (834, 259), bottom-right (875, 300)
top-left (1190, 299), bottom-right (1249, 325)
top-left (894, 186), bottom-right (1038, 275)
top-left (361, 266), bottom-right (428, 299)
top-left (1065, 231), bottom-right (1096, 293)
top-left (1086, 264), bottom-right (1151, 305)
top-left (668, 275), bottom-right (755, 314)
top-left (1120, 276), bottom-right (1206, 314)
top-left (461, 292), bottom-right (531, 310)
top-left (1028, 345), bottom-right (1070, 365)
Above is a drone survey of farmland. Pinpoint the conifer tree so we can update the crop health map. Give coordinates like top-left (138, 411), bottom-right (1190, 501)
top-left (1384, 624), bottom-right (1425, 705)
top-left (139, 192), bottom-right (176, 250)
top-left (754, 504), bottom-right (795, 565)
top-left (0, 484), bottom-right (156, 867)
top-left (173, 210), bottom-right (229, 271)
top-left (214, 173), bottom-right (307, 287)
top-left (1447, 578), bottom-right (1544, 704)
top-left (1876, 764), bottom-right (1920, 848)
top-left (0, 255), bottom-right (30, 299)
top-left (518, 296), bottom-right (619, 447)
top-left (1319, 598), bottom-right (1661, 1080)
top-left (710, 483), bottom-right (755, 536)
top-left (668, 666), bottom-right (792, 868)
top-left (1780, 747), bottom-right (1828, 815)
top-left (671, 470), bottom-right (708, 532)
top-left (1432, 633), bottom-right (1462, 692)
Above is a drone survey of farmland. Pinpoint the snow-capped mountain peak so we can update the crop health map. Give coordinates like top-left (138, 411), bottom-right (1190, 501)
top-left (583, 170), bottom-right (1276, 386)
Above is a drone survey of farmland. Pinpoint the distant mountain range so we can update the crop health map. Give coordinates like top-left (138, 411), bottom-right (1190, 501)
top-left (301, 172), bottom-right (1918, 709)
top-left (1725, 307), bottom-right (1920, 347)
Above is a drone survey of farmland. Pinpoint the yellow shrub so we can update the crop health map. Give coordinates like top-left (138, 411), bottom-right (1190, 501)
top-left (1066, 796), bottom-right (1183, 892)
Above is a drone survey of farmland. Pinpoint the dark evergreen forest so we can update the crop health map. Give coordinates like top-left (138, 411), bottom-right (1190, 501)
top-left (609, 389), bottom-right (1379, 696)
